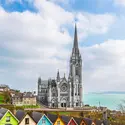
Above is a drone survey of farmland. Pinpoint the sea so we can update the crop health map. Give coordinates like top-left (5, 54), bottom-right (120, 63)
top-left (83, 92), bottom-right (125, 110)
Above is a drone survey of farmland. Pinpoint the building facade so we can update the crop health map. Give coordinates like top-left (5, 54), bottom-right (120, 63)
top-left (38, 24), bottom-right (83, 108)
top-left (12, 92), bottom-right (36, 106)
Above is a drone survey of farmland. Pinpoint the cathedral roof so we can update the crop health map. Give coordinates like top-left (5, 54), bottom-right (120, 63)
top-left (51, 79), bottom-right (57, 87)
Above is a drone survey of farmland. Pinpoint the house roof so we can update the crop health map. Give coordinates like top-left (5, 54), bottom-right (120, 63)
top-left (19, 113), bottom-right (36, 124)
top-left (61, 115), bottom-right (71, 124)
top-left (74, 117), bottom-right (83, 125)
top-left (47, 113), bottom-right (58, 123)
top-left (0, 108), bottom-right (19, 123)
top-left (31, 111), bottom-right (43, 123)
top-left (0, 108), bottom-right (8, 119)
top-left (0, 84), bottom-right (9, 88)
top-left (16, 110), bottom-right (25, 121)
top-left (12, 93), bottom-right (23, 98)
top-left (103, 120), bottom-right (110, 125)
top-left (83, 118), bottom-right (93, 125)
top-left (94, 119), bottom-right (103, 125)
top-left (23, 92), bottom-right (36, 98)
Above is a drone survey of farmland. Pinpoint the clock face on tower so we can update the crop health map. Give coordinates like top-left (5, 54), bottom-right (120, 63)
top-left (61, 83), bottom-right (67, 92)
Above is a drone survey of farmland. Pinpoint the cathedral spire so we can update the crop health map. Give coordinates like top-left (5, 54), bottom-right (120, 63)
top-left (57, 69), bottom-right (60, 82)
top-left (74, 23), bottom-right (78, 48)
top-left (38, 77), bottom-right (41, 84)
top-left (72, 23), bottom-right (79, 55)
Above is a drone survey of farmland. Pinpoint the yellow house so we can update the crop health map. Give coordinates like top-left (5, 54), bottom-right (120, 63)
top-left (54, 116), bottom-right (65, 125)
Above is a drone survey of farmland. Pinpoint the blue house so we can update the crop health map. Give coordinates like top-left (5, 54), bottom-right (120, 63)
top-left (37, 114), bottom-right (53, 125)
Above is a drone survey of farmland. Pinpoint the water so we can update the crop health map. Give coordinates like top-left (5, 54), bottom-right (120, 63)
top-left (83, 93), bottom-right (125, 110)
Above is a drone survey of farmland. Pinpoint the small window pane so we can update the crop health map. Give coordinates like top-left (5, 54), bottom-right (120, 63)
top-left (6, 116), bottom-right (10, 122)
top-left (57, 121), bottom-right (60, 125)
top-left (25, 118), bottom-right (29, 124)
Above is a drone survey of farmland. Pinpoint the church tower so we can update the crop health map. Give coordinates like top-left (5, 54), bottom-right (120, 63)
top-left (69, 24), bottom-right (83, 107)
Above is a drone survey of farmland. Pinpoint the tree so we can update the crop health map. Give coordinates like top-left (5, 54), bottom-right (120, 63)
top-left (118, 100), bottom-right (125, 113)
top-left (3, 91), bottom-right (11, 104)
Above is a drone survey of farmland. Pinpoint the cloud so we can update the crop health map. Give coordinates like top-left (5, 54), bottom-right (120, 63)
top-left (0, 0), bottom-right (116, 92)
top-left (83, 39), bottom-right (125, 92)
top-left (114, 0), bottom-right (125, 7)
top-left (76, 12), bottom-right (116, 39)
top-left (50, 0), bottom-right (76, 5)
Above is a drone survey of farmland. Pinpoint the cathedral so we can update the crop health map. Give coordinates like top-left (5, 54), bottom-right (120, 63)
top-left (38, 24), bottom-right (83, 108)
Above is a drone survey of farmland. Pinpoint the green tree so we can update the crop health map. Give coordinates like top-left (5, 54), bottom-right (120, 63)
top-left (3, 91), bottom-right (11, 104)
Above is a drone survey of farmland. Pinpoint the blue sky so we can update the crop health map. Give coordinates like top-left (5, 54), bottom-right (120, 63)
top-left (1, 0), bottom-right (125, 93)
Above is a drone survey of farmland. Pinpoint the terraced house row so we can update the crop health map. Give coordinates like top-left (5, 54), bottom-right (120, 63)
top-left (0, 108), bottom-right (107, 125)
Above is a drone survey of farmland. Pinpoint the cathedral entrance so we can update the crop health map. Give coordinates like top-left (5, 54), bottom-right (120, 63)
top-left (61, 103), bottom-right (66, 107)
top-left (60, 98), bottom-right (66, 107)
top-left (64, 103), bottom-right (66, 107)
top-left (52, 99), bottom-right (56, 108)
top-left (52, 103), bottom-right (54, 107)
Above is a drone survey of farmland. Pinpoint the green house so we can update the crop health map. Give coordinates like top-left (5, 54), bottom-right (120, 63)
top-left (0, 108), bottom-right (19, 125)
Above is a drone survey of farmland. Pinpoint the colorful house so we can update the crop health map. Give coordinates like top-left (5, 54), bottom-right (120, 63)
top-left (74, 117), bottom-right (98, 125)
top-left (0, 108), bottom-right (19, 125)
top-left (93, 119), bottom-right (105, 125)
top-left (54, 116), bottom-right (65, 125)
top-left (19, 113), bottom-right (36, 125)
top-left (16, 110), bottom-right (43, 125)
top-left (83, 118), bottom-right (93, 125)
top-left (47, 113), bottom-right (58, 124)
top-left (74, 117), bottom-right (87, 125)
top-left (37, 114), bottom-right (53, 125)
top-left (31, 111), bottom-right (43, 124)
top-left (61, 115), bottom-right (78, 125)
top-left (47, 113), bottom-right (66, 125)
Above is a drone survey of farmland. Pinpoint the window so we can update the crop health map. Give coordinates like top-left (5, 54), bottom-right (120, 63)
top-left (42, 119), bottom-right (46, 124)
top-left (6, 116), bottom-right (10, 122)
top-left (61, 103), bottom-right (63, 107)
top-left (57, 121), bottom-right (60, 125)
top-left (76, 68), bottom-right (79, 75)
top-left (25, 118), bottom-right (29, 124)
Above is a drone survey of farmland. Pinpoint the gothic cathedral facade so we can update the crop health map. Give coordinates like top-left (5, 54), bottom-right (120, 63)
top-left (38, 24), bottom-right (83, 108)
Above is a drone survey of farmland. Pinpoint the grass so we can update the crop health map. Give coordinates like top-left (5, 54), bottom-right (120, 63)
top-left (0, 94), bottom-right (5, 104)
top-left (23, 105), bottom-right (40, 108)
top-left (49, 111), bottom-right (82, 117)
top-left (15, 104), bottom-right (40, 110)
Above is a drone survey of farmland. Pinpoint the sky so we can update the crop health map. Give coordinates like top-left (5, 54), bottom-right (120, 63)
top-left (1, 0), bottom-right (125, 93)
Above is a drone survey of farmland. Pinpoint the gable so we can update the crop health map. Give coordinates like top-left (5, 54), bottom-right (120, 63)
top-left (68, 118), bottom-right (77, 125)
top-left (54, 117), bottom-right (65, 125)
top-left (0, 111), bottom-right (19, 125)
top-left (19, 114), bottom-right (36, 125)
top-left (91, 122), bottom-right (96, 125)
top-left (80, 120), bottom-right (87, 125)
top-left (37, 114), bottom-right (52, 125)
